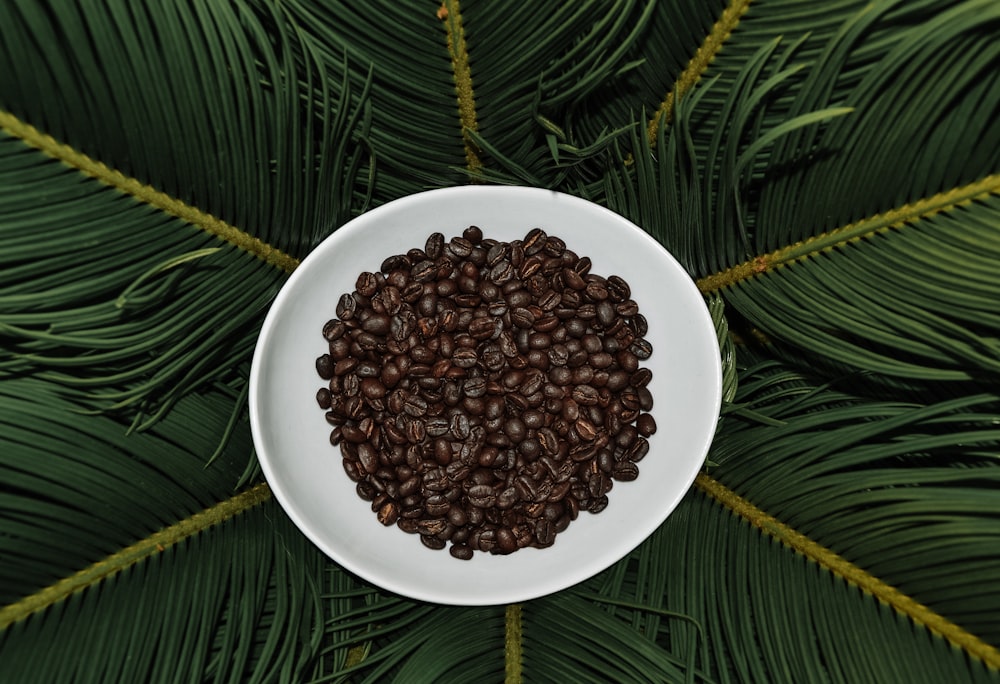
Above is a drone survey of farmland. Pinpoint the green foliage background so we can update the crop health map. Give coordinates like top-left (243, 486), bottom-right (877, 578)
top-left (1, 0), bottom-right (998, 681)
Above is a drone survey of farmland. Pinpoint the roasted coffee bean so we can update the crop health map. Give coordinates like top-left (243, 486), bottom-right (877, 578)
top-left (468, 317), bottom-right (497, 340)
top-left (316, 354), bottom-right (334, 379)
top-left (537, 290), bottom-right (561, 312)
top-left (450, 413), bottom-right (471, 440)
top-left (377, 501), bottom-right (399, 526)
top-left (631, 367), bottom-right (653, 387)
top-left (323, 319), bottom-right (347, 341)
top-left (540, 235), bottom-right (564, 256)
top-left (633, 385), bottom-right (652, 411)
top-left (410, 260), bottom-right (436, 283)
top-left (606, 275), bottom-right (630, 301)
top-left (588, 495), bottom-right (609, 514)
top-left (450, 543), bottom-right (474, 560)
top-left (355, 271), bottom-right (378, 298)
top-left (537, 427), bottom-right (560, 455)
top-left (420, 534), bottom-right (447, 550)
top-left (585, 280), bottom-right (608, 301)
top-left (336, 293), bottom-right (357, 320)
top-left (616, 299), bottom-right (639, 317)
top-left (621, 390), bottom-right (641, 412)
top-left (522, 228), bottom-right (547, 254)
top-left (561, 268), bottom-right (586, 290)
top-left (500, 416), bottom-right (526, 442)
top-left (576, 418), bottom-right (597, 442)
top-left (630, 338), bottom-right (653, 360)
top-left (613, 460), bottom-right (639, 481)
top-left (467, 484), bottom-right (497, 508)
top-left (464, 377), bottom-right (487, 398)
top-left (596, 300), bottom-right (616, 329)
top-left (495, 527), bottom-right (518, 554)
top-left (449, 236), bottom-right (474, 259)
top-left (463, 225), bottom-right (484, 244)
top-left (403, 394), bottom-right (428, 417)
top-left (511, 307), bottom-right (535, 329)
top-left (571, 385), bottom-right (600, 406)
top-left (380, 254), bottom-right (409, 273)
top-left (362, 313), bottom-right (391, 336)
top-left (590, 352), bottom-right (613, 369)
top-left (534, 518), bottom-right (556, 546)
top-left (425, 232), bottom-right (445, 259)
top-left (637, 413), bottom-right (657, 436)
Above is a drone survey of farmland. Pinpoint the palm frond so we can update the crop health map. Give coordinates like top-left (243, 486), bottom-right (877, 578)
top-left (711, 353), bottom-right (1000, 646)
top-left (0, 0), bottom-right (370, 253)
top-left (0, 0), bottom-right (373, 418)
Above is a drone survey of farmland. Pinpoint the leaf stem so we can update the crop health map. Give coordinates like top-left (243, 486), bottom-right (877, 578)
top-left (647, 0), bottom-right (754, 144)
top-left (440, 0), bottom-right (482, 175)
top-left (0, 482), bottom-right (272, 629)
top-left (697, 173), bottom-right (1000, 293)
top-left (0, 110), bottom-right (300, 273)
top-left (694, 472), bottom-right (1000, 668)
top-left (505, 603), bottom-right (523, 683)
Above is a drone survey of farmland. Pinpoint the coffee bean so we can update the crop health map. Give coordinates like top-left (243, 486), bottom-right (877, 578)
top-left (511, 307), bottom-right (536, 329)
top-left (588, 495), bottom-right (609, 514)
top-left (315, 354), bottom-right (334, 379)
top-left (450, 413), bottom-right (470, 440)
top-left (362, 313), bottom-right (391, 336)
top-left (450, 544), bottom-right (474, 560)
top-left (467, 484), bottom-right (497, 508)
top-left (403, 394), bottom-right (428, 417)
top-left (449, 236), bottom-right (474, 259)
top-left (637, 413), bottom-right (657, 436)
top-left (596, 300), bottom-right (616, 328)
top-left (424, 232), bottom-right (445, 259)
top-left (537, 290), bottom-right (561, 312)
top-left (585, 280), bottom-right (608, 301)
top-left (612, 461), bottom-right (639, 481)
top-left (495, 527), bottom-right (518, 554)
top-left (377, 501), bottom-right (399, 526)
top-left (571, 385), bottom-right (599, 406)
top-left (621, 390), bottom-right (641, 412)
top-left (635, 385), bottom-right (652, 410)
top-left (335, 293), bottom-right (357, 320)
top-left (632, 313), bottom-right (649, 337)
top-left (463, 225), bottom-right (484, 244)
top-left (630, 338), bottom-right (653, 360)
top-left (463, 376), bottom-right (486, 398)
top-left (468, 316), bottom-right (497, 340)
top-left (560, 268), bottom-right (585, 291)
top-left (607, 275), bottom-right (630, 301)
top-left (576, 418), bottom-right (597, 442)
top-left (323, 319), bottom-right (347, 341)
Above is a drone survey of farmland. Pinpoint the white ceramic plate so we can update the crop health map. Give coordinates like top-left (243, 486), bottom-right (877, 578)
top-left (250, 186), bottom-right (721, 605)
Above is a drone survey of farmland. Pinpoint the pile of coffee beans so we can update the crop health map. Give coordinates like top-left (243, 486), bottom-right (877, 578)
top-left (316, 227), bottom-right (655, 559)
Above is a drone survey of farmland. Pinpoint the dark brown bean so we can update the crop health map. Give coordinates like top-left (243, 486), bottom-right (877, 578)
top-left (607, 275), bottom-right (630, 301)
top-left (377, 501), bottom-right (399, 526)
top-left (336, 293), bottom-right (357, 320)
top-left (323, 319), bottom-right (346, 341)
top-left (637, 413), bottom-right (657, 437)
top-left (450, 544), bottom-right (474, 560)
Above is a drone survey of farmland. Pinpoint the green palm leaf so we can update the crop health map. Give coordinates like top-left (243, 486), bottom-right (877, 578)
top-left (2, 0), bottom-right (998, 681)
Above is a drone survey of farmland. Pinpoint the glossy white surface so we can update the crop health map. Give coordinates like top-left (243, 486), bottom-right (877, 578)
top-left (250, 186), bottom-right (721, 605)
